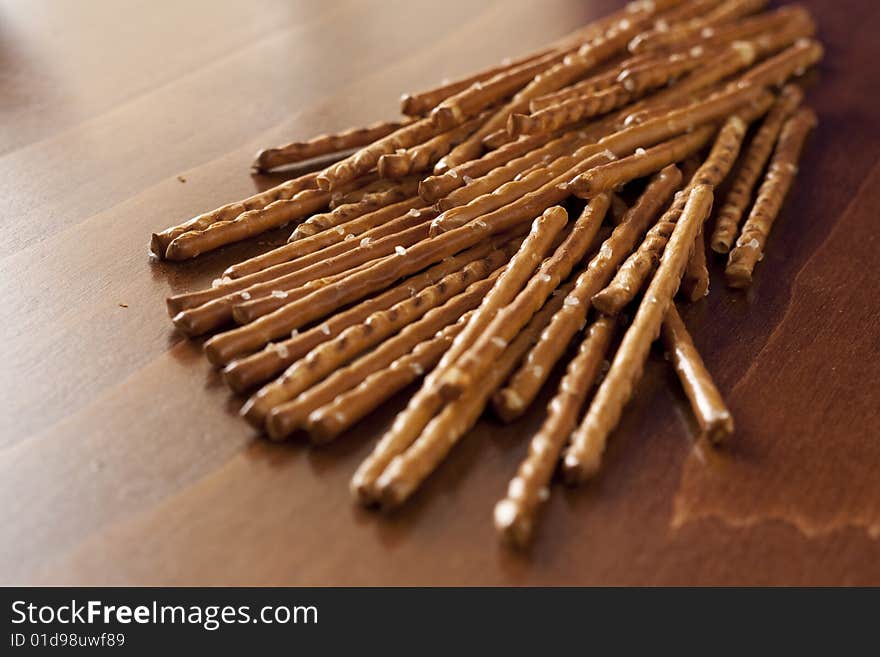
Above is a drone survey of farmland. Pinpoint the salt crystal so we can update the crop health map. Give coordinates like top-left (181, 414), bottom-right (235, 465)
top-left (622, 77), bottom-right (636, 92)
top-left (748, 238), bottom-right (760, 250)
top-left (635, 147), bottom-right (647, 156)
top-left (360, 237), bottom-right (372, 248)
top-left (491, 336), bottom-right (507, 349)
top-left (564, 297), bottom-right (580, 306)
top-left (240, 291), bottom-right (251, 300)
top-left (271, 290), bottom-right (288, 299)
top-left (276, 344), bottom-right (289, 358)
top-left (448, 169), bottom-right (459, 179)
top-left (669, 53), bottom-right (684, 63)
top-left (335, 226), bottom-right (345, 234)
top-left (212, 278), bottom-right (224, 288)
top-left (462, 175), bottom-right (474, 184)
top-left (656, 19), bottom-right (669, 32)
top-left (537, 273), bottom-right (551, 283)
top-left (395, 245), bottom-right (407, 256)
top-left (290, 328), bottom-right (299, 337)
top-left (475, 219), bottom-right (488, 229)
top-left (396, 148), bottom-right (406, 154)
top-left (532, 365), bottom-right (544, 379)
top-left (690, 46), bottom-right (704, 57)
top-left (407, 208), bottom-right (420, 217)
top-left (321, 324), bottom-right (331, 335)
top-left (410, 362), bottom-right (424, 376)
top-left (701, 27), bottom-right (715, 38)
top-left (473, 81), bottom-right (483, 90)
top-left (513, 173), bottom-right (523, 182)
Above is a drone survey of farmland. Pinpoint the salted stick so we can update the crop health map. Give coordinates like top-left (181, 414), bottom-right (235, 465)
top-left (492, 165), bottom-right (682, 422)
top-left (349, 207), bottom-right (568, 504)
top-left (224, 197), bottom-right (426, 280)
top-left (661, 304), bottom-right (733, 442)
top-left (252, 119), bottom-right (411, 172)
top-left (711, 84), bottom-right (803, 253)
top-left (592, 115), bottom-right (749, 315)
top-left (150, 172), bottom-right (318, 258)
top-left (262, 270), bottom-right (502, 438)
top-left (494, 316), bottom-right (616, 548)
top-left (306, 313), bottom-right (468, 443)
top-left (373, 281), bottom-right (577, 509)
top-left (240, 227), bottom-right (547, 427)
top-left (164, 188), bottom-right (331, 261)
top-left (317, 117), bottom-right (441, 191)
top-left (680, 227), bottom-right (709, 301)
top-left (568, 125), bottom-right (714, 198)
top-left (726, 107), bottom-right (816, 287)
top-left (436, 195), bottom-right (611, 400)
top-left (563, 185), bottom-right (714, 483)
top-left (221, 239), bottom-right (510, 393)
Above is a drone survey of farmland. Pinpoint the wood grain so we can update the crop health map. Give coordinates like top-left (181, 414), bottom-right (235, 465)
top-left (0, 0), bottom-right (878, 585)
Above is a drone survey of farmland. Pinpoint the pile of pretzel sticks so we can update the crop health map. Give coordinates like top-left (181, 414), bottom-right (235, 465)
top-left (152, 0), bottom-right (821, 548)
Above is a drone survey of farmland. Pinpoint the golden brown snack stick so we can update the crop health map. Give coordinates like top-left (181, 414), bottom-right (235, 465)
top-left (508, 84), bottom-right (636, 137)
top-left (592, 115), bottom-right (748, 315)
top-left (675, 5), bottom-right (814, 55)
top-left (418, 133), bottom-right (556, 203)
top-left (492, 165), bottom-right (681, 421)
top-left (306, 314), bottom-right (468, 443)
top-left (252, 119), bottom-right (411, 172)
top-left (615, 47), bottom-right (710, 94)
top-left (149, 172), bottom-right (318, 257)
top-left (661, 303), bottom-right (733, 442)
top-left (400, 50), bottom-right (555, 117)
top-left (164, 188), bottom-right (330, 261)
top-left (429, 146), bottom-right (613, 236)
top-left (172, 213), bottom-right (436, 335)
top-left (711, 85), bottom-right (803, 253)
top-left (740, 38), bottom-right (823, 88)
top-left (481, 128), bottom-right (515, 150)
top-left (224, 197), bottom-right (426, 280)
top-left (372, 280), bottom-right (576, 509)
top-left (568, 125), bottom-right (714, 198)
top-left (563, 185), bottom-right (714, 483)
top-left (349, 208), bottom-right (568, 503)
top-left (435, 129), bottom-right (592, 212)
top-left (202, 187), bottom-right (551, 365)
top-left (248, 257), bottom-right (505, 431)
top-left (290, 179), bottom-right (421, 242)
top-left (316, 117), bottom-right (441, 191)
top-left (680, 227), bottom-right (710, 301)
top-left (726, 107), bottom-right (816, 287)
top-left (437, 196), bottom-right (610, 400)
top-left (494, 315), bottom-right (616, 548)
top-left (221, 239), bottom-right (508, 393)
top-left (264, 281), bottom-right (488, 440)
top-left (629, 0), bottom-right (767, 53)
top-left (376, 115), bottom-right (486, 179)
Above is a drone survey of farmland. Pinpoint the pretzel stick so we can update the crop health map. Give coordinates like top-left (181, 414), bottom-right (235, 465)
top-left (316, 117), bottom-right (441, 191)
top-left (592, 115), bottom-right (748, 315)
top-left (400, 50), bottom-right (555, 116)
top-left (418, 132), bottom-right (556, 203)
top-left (437, 196), bottom-right (610, 399)
top-left (223, 196), bottom-right (426, 280)
top-left (202, 180), bottom-right (565, 365)
top-left (726, 107), bottom-right (816, 287)
top-left (563, 184), bottom-right (714, 483)
top-left (568, 125), bottom-right (714, 197)
top-left (680, 227), bottom-right (709, 300)
top-left (248, 256), bottom-right (506, 431)
top-left (149, 172), bottom-right (319, 257)
top-left (481, 128), bottom-right (516, 150)
top-left (252, 119), bottom-right (411, 172)
top-left (661, 303), bottom-right (733, 442)
top-left (492, 165), bottom-right (681, 421)
top-left (264, 279), bottom-right (491, 439)
top-left (629, 0), bottom-right (767, 53)
top-left (171, 213), bottom-right (436, 335)
top-left (306, 315), bottom-right (467, 444)
top-left (429, 146), bottom-right (613, 236)
top-left (349, 208), bottom-right (568, 503)
top-left (221, 239), bottom-right (507, 393)
top-left (435, 129), bottom-right (593, 212)
top-left (372, 281), bottom-right (577, 509)
top-left (508, 84), bottom-right (638, 137)
top-left (290, 178), bottom-right (421, 241)
top-left (163, 188), bottom-right (331, 261)
top-left (711, 84), bottom-right (803, 253)
top-left (739, 38), bottom-right (823, 88)
top-left (494, 315), bottom-right (616, 547)
top-left (325, 173), bottom-right (400, 208)
top-left (377, 114), bottom-right (486, 179)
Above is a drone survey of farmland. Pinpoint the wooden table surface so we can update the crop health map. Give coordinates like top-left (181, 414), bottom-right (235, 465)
top-left (2, 0), bottom-right (878, 586)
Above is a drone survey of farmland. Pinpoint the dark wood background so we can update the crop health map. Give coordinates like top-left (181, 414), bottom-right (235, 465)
top-left (1, 0), bottom-right (878, 585)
